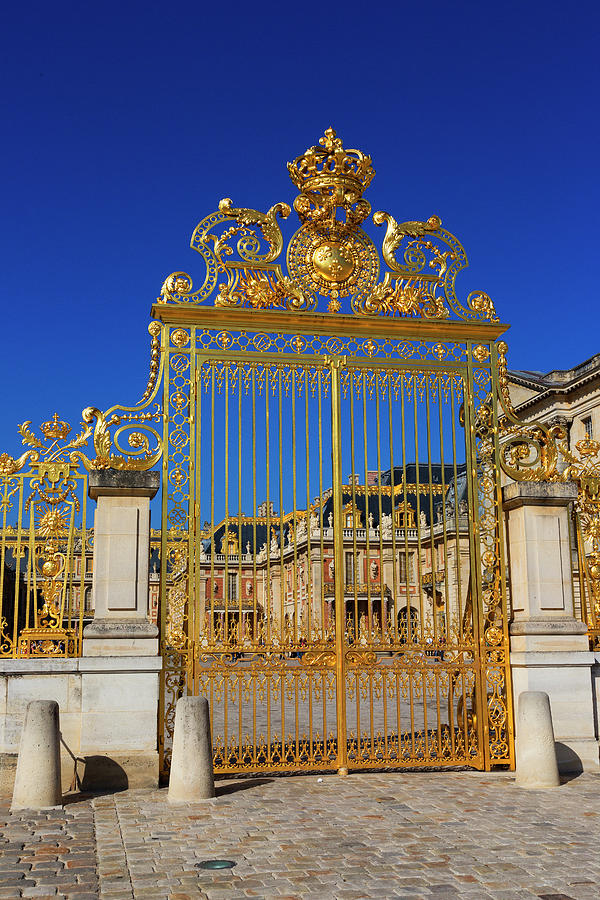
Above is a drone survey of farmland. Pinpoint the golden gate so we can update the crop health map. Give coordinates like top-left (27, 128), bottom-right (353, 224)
top-left (153, 129), bottom-right (514, 777)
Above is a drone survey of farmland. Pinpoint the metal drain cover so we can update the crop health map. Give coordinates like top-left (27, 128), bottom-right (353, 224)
top-left (196, 860), bottom-right (236, 870)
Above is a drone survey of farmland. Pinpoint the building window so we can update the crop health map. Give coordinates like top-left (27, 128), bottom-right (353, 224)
top-left (228, 573), bottom-right (237, 601)
top-left (583, 416), bottom-right (593, 439)
top-left (84, 587), bottom-right (93, 612)
top-left (399, 551), bottom-right (415, 583)
top-left (345, 552), bottom-right (355, 584)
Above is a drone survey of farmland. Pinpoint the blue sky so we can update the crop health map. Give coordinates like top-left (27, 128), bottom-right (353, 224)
top-left (1, 0), bottom-right (599, 458)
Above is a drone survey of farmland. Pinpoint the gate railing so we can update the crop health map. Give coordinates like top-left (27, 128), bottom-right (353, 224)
top-left (0, 325), bottom-right (165, 658)
top-left (0, 462), bottom-right (91, 658)
top-left (570, 450), bottom-right (600, 650)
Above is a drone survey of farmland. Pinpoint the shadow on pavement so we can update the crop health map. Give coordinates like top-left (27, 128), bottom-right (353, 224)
top-left (216, 777), bottom-right (274, 796)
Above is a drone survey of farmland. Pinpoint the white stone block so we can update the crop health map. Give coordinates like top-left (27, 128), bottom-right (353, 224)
top-left (81, 672), bottom-right (158, 713)
top-left (80, 711), bottom-right (157, 752)
top-left (8, 675), bottom-right (70, 711)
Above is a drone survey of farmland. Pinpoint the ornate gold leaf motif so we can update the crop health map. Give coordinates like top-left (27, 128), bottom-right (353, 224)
top-left (155, 128), bottom-right (499, 321)
top-left (472, 345), bottom-right (489, 363)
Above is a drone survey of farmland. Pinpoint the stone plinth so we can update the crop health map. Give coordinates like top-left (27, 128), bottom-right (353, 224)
top-left (84, 470), bottom-right (159, 656)
top-left (0, 657), bottom-right (162, 794)
top-left (504, 481), bottom-right (599, 772)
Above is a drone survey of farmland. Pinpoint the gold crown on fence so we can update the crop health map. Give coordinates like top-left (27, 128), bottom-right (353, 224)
top-left (287, 127), bottom-right (375, 197)
top-left (41, 413), bottom-right (71, 441)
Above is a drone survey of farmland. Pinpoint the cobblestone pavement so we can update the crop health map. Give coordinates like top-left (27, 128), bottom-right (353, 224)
top-left (1, 770), bottom-right (600, 899)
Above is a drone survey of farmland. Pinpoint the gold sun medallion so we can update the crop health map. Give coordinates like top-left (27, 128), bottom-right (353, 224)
top-left (287, 225), bottom-right (378, 306)
top-left (311, 241), bottom-right (355, 283)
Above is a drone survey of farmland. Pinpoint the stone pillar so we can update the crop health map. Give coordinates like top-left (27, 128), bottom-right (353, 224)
top-left (84, 470), bottom-right (160, 655)
top-left (504, 481), bottom-right (599, 772)
top-left (80, 469), bottom-right (162, 788)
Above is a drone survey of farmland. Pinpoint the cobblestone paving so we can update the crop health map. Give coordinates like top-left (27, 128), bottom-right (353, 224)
top-left (0, 799), bottom-right (97, 898)
top-left (1, 771), bottom-right (600, 899)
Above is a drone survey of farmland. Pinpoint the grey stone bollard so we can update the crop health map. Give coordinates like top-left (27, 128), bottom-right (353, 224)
top-left (168, 696), bottom-right (215, 803)
top-left (515, 691), bottom-right (560, 789)
top-left (11, 700), bottom-right (62, 810)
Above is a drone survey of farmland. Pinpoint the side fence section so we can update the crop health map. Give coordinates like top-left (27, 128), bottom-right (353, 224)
top-left (0, 441), bottom-right (91, 659)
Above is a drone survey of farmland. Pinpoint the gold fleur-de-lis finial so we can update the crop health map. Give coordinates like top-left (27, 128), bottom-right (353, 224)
top-left (319, 127), bottom-right (342, 153)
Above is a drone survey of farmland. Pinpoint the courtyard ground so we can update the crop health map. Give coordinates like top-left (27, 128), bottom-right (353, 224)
top-left (1, 769), bottom-right (599, 899)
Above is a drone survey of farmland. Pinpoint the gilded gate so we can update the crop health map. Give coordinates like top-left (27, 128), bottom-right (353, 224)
top-left (154, 129), bottom-right (515, 777)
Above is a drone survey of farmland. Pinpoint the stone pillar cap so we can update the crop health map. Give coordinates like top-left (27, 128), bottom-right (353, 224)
top-left (88, 469), bottom-right (160, 500)
top-left (502, 480), bottom-right (577, 510)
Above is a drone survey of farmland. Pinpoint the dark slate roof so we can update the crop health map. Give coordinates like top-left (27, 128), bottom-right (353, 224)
top-left (200, 462), bottom-right (469, 555)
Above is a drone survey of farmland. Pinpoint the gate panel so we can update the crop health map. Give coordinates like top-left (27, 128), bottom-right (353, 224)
top-left (191, 353), bottom-right (338, 772)
top-left (336, 358), bottom-right (482, 768)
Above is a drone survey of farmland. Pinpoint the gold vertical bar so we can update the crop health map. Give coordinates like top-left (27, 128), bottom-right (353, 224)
top-left (435, 668), bottom-right (442, 758)
top-left (425, 375), bottom-right (437, 645)
top-left (362, 372), bottom-right (372, 636)
top-left (349, 372), bottom-right (359, 641)
top-left (266, 670), bottom-right (272, 766)
top-left (355, 667), bottom-right (361, 761)
top-left (409, 667), bottom-right (416, 758)
top-left (194, 353), bottom-right (202, 651)
top-left (375, 369), bottom-right (385, 645)
top-left (436, 375), bottom-right (451, 646)
top-left (78, 475), bottom-right (87, 656)
top-left (251, 364), bottom-right (258, 767)
top-left (60, 503), bottom-right (76, 627)
top-left (238, 671), bottom-right (243, 768)
top-left (412, 376), bottom-right (426, 645)
top-left (187, 335), bottom-right (196, 664)
top-left (26, 502), bottom-right (35, 632)
top-left (238, 362), bottom-right (243, 645)
top-left (252, 366), bottom-right (257, 646)
top-left (388, 371), bottom-right (398, 643)
top-left (265, 365), bottom-right (271, 645)
top-left (0, 481), bottom-right (8, 649)
top-left (12, 480), bottom-right (25, 651)
top-left (252, 677), bottom-right (257, 765)
top-left (210, 364), bottom-right (216, 644)
top-left (369, 668), bottom-right (375, 759)
top-left (294, 667), bottom-right (299, 765)
top-left (304, 367), bottom-right (312, 647)
top-left (291, 367), bottom-right (298, 647)
top-left (317, 370), bottom-right (325, 637)
top-left (224, 364), bottom-right (229, 642)
top-left (422, 664), bottom-right (430, 762)
top-left (278, 368), bottom-right (285, 642)
top-left (318, 368), bottom-right (327, 764)
top-left (400, 375), bottom-right (412, 641)
top-left (450, 379), bottom-right (464, 639)
top-left (464, 344), bottom-right (488, 769)
top-left (330, 357), bottom-right (348, 775)
top-left (158, 332), bottom-right (170, 774)
top-left (396, 671), bottom-right (401, 762)
top-left (382, 668), bottom-right (388, 760)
